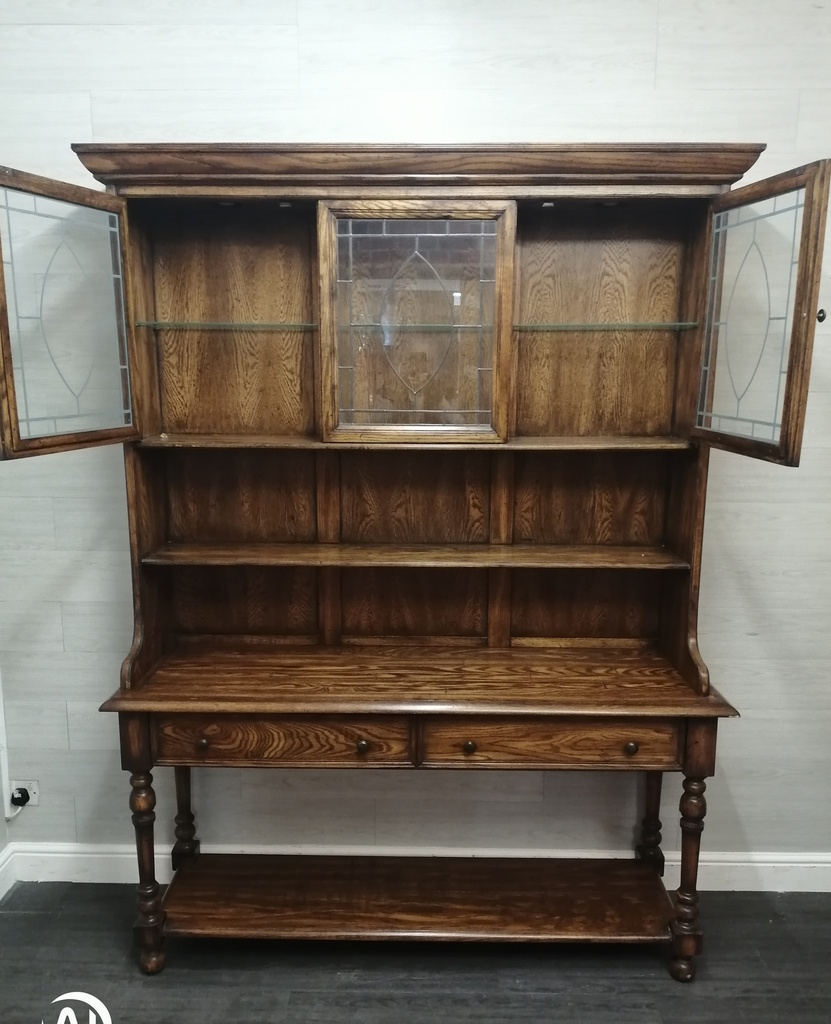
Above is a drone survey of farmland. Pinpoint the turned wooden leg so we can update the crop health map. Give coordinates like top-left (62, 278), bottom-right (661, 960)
top-left (130, 771), bottom-right (166, 974)
top-left (670, 776), bottom-right (707, 982)
top-left (636, 771), bottom-right (665, 875)
top-left (172, 766), bottom-right (200, 870)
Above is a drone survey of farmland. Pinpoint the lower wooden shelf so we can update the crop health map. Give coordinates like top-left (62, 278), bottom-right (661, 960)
top-left (162, 854), bottom-right (674, 943)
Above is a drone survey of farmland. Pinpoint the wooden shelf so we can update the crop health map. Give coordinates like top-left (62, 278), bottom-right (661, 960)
top-left (142, 542), bottom-right (689, 571)
top-left (163, 854), bottom-right (674, 942)
top-left (101, 644), bottom-right (738, 717)
top-left (138, 433), bottom-right (692, 451)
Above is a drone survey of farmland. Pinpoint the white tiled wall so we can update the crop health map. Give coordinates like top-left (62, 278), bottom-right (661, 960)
top-left (0, 1), bottom-right (830, 869)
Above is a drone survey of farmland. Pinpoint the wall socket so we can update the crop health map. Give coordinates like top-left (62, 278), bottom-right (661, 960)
top-left (10, 780), bottom-right (39, 807)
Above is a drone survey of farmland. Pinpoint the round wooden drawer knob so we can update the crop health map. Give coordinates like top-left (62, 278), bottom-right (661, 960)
top-left (356, 739), bottom-right (371, 755)
top-left (462, 740), bottom-right (477, 755)
top-left (195, 737), bottom-right (210, 752)
top-left (623, 740), bottom-right (640, 757)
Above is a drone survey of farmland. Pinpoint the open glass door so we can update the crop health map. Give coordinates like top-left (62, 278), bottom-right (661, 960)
top-left (0, 165), bottom-right (137, 458)
top-left (694, 161), bottom-right (830, 465)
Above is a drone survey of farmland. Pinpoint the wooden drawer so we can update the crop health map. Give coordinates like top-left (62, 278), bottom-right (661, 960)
top-left (153, 714), bottom-right (413, 767)
top-left (421, 717), bottom-right (681, 769)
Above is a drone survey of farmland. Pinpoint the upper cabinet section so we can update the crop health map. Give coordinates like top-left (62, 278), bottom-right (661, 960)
top-left (0, 166), bottom-right (137, 458)
top-left (318, 200), bottom-right (515, 442)
top-left (694, 161), bottom-right (830, 465)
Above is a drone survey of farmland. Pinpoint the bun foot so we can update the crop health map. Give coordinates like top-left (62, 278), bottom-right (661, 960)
top-left (669, 955), bottom-right (696, 982)
top-left (139, 949), bottom-right (166, 975)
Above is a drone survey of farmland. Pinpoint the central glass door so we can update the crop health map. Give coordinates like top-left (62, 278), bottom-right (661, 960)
top-left (319, 200), bottom-right (515, 442)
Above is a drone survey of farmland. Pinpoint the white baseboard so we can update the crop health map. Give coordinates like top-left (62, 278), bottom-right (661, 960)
top-left (2, 843), bottom-right (831, 895)
top-left (0, 844), bottom-right (15, 901)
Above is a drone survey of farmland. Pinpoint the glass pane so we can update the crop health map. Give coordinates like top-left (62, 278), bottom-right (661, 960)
top-left (336, 218), bottom-right (497, 427)
top-left (0, 187), bottom-right (132, 440)
top-left (697, 188), bottom-right (805, 444)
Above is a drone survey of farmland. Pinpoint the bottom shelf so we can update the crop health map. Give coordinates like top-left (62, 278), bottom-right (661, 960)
top-left (163, 854), bottom-right (674, 943)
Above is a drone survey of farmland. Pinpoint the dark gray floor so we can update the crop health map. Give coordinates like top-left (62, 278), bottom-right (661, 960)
top-left (1, 882), bottom-right (829, 1024)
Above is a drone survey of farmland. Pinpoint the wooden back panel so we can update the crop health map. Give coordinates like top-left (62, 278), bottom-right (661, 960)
top-left (514, 201), bottom-right (690, 436)
top-left (149, 202), bottom-right (316, 435)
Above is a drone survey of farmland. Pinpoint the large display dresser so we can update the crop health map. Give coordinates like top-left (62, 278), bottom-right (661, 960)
top-left (0, 144), bottom-right (827, 980)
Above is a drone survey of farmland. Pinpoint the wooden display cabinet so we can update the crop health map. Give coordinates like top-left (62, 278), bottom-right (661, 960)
top-left (0, 145), bottom-right (828, 981)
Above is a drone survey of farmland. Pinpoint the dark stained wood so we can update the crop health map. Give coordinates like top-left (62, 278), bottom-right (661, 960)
top-left (660, 447), bottom-right (711, 694)
top-left (340, 452), bottom-right (489, 543)
top-left (129, 771), bottom-right (165, 974)
top-left (99, 644), bottom-right (738, 718)
top-left (165, 449), bottom-right (317, 543)
top-left (421, 716), bottom-right (680, 769)
top-left (510, 569), bottom-right (666, 639)
top-left (670, 776), bottom-right (707, 982)
top-left (162, 854), bottom-right (675, 942)
top-left (169, 565), bottom-right (318, 638)
top-left (67, 143), bottom-right (825, 979)
top-left (155, 714), bottom-right (412, 767)
top-left (72, 143), bottom-right (765, 189)
top-left (341, 568), bottom-right (487, 639)
top-left (139, 432), bottom-right (693, 451)
top-left (513, 452), bottom-right (669, 545)
top-left (123, 204), bottom-right (163, 437)
top-left (636, 771), bottom-right (665, 874)
top-left (150, 202), bottom-right (316, 435)
top-left (514, 203), bottom-right (687, 437)
top-left (171, 766), bottom-right (199, 870)
top-left (121, 446), bottom-right (170, 688)
top-left (316, 450), bottom-right (342, 644)
top-left (142, 541), bottom-right (689, 570)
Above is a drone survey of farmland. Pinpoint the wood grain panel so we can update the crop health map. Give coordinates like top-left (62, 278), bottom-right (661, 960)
top-left (515, 202), bottom-right (688, 436)
top-left (101, 645), bottom-right (738, 719)
top-left (154, 714), bottom-right (411, 767)
top-left (513, 451), bottom-right (669, 545)
top-left (511, 569), bottom-right (664, 638)
top-left (142, 542), bottom-right (688, 569)
top-left (341, 568), bottom-right (487, 638)
top-left (165, 450), bottom-right (316, 543)
top-left (340, 452), bottom-right (489, 542)
top-left (422, 716), bottom-right (680, 768)
top-left (162, 854), bottom-right (675, 941)
top-left (74, 143), bottom-right (765, 188)
top-left (150, 202), bottom-right (316, 435)
top-left (169, 566), bottom-right (317, 637)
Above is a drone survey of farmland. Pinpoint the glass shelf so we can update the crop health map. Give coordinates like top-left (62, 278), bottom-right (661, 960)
top-left (513, 322), bottom-right (697, 332)
top-left (341, 323), bottom-right (487, 332)
top-left (136, 321), bottom-right (318, 331)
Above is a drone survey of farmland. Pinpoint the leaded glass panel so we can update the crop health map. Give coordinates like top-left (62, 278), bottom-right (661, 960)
top-left (0, 186), bottom-right (132, 441)
top-left (697, 188), bottom-right (805, 444)
top-left (336, 218), bottom-right (497, 427)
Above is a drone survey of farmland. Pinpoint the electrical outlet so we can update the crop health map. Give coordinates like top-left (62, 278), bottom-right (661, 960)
top-left (10, 780), bottom-right (39, 807)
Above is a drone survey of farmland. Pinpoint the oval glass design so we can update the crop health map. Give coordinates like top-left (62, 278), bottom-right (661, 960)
top-left (697, 190), bottom-right (805, 445)
top-left (335, 216), bottom-right (498, 428)
top-left (723, 240), bottom-right (771, 412)
top-left (379, 250), bottom-right (454, 395)
top-left (40, 239), bottom-right (112, 404)
top-left (0, 187), bottom-right (132, 441)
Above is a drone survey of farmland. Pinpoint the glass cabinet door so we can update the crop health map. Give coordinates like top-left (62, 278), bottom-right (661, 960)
top-left (0, 165), bottom-right (137, 458)
top-left (318, 200), bottom-right (515, 442)
top-left (694, 161), bottom-right (830, 465)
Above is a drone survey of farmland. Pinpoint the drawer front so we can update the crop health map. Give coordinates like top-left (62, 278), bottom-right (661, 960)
top-left (154, 715), bottom-right (413, 767)
top-left (422, 717), bottom-right (681, 768)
